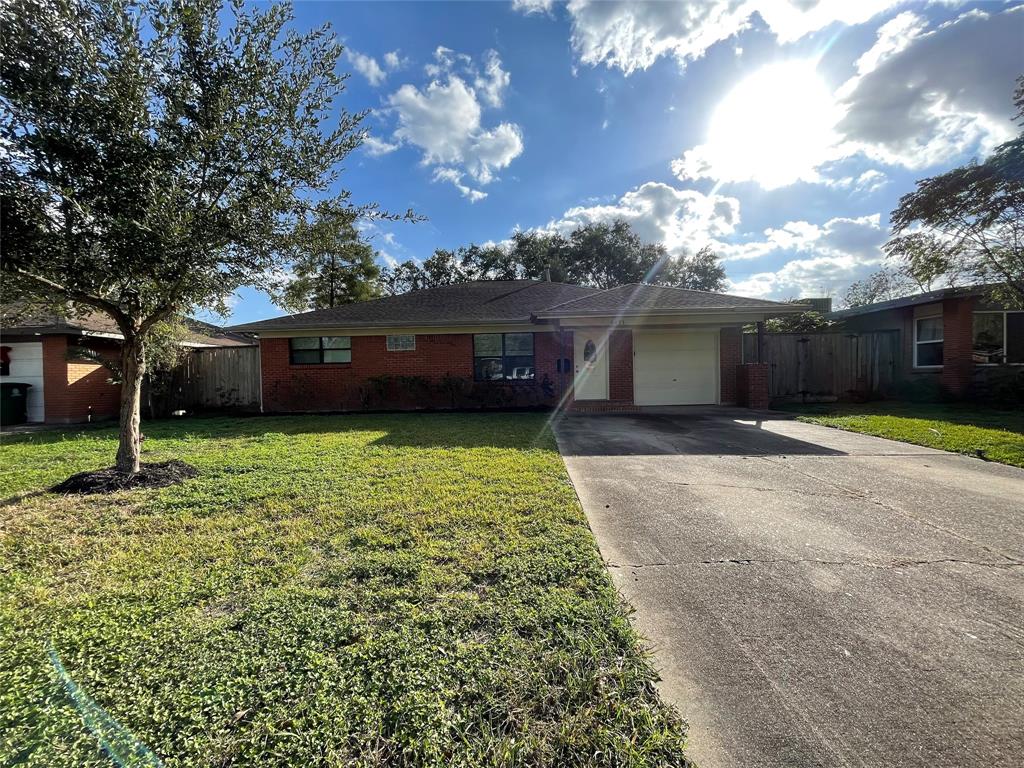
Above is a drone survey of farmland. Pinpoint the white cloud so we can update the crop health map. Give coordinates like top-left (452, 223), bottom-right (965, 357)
top-left (362, 134), bottom-right (399, 157)
top-left (432, 167), bottom-right (488, 202)
top-left (720, 214), bottom-right (886, 299)
top-left (384, 49), bottom-right (523, 195)
top-left (383, 50), bottom-right (406, 71)
top-left (836, 6), bottom-right (1023, 169)
top-left (346, 49), bottom-right (387, 87)
top-left (823, 169), bottom-right (888, 194)
top-left (512, 0), bottom-right (555, 14)
top-left (424, 45), bottom-right (473, 78)
top-left (474, 49), bottom-right (512, 108)
top-left (717, 213), bottom-right (883, 262)
top-left (558, 0), bottom-right (899, 75)
top-left (543, 181), bottom-right (741, 256)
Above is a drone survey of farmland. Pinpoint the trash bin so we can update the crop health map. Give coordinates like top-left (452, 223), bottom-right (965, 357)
top-left (1, 382), bottom-right (32, 426)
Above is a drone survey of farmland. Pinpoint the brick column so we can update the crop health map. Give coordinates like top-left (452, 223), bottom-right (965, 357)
top-left (719, 327), bottom-right (741, 405)
top-left (941, 296), bottom-right (974, 398)
top-left (737, 363), bottom-right (770, 409)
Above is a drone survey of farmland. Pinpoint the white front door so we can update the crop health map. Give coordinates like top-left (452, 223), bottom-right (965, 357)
top-left (573, 331), bottom-right (609, 400)
top-left (633, 330), bottom-right (718, 406)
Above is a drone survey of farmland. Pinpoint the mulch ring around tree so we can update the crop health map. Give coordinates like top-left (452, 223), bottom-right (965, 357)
top-left (51, 460), bottom-right (199, 495)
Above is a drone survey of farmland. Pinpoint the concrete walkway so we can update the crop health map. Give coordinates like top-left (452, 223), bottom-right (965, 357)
top-left (555, 408), bottom-right (1024, 768)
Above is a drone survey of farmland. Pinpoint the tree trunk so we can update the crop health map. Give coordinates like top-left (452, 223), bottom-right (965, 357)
top-left (115, 335), bottom-right (145, 474)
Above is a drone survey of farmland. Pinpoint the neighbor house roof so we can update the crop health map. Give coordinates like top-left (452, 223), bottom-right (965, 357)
top-left (0, 306), bottom-right (256, 347)
top-left (228, 280), bottom-right (602, 332)
top-left (534, 283), bottom-right (804, 319)
top-left (827, 284), bottom-right (1001, 320)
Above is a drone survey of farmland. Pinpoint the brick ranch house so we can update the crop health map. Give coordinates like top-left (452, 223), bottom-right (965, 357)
top-left (0, 310), bottom-right (254, 424)
top-left (829, 285), bottom-right (1023, 398)
top-left (230, 280), bottom-right (804, 413)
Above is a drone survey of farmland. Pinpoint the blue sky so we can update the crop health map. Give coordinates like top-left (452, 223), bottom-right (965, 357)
top-left (219, 0), bottom-right (1024, 325)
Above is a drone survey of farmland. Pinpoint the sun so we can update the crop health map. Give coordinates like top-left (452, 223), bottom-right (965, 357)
top-left (700, 60), bottom-right (840, 189)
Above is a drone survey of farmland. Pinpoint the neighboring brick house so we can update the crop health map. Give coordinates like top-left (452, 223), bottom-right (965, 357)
top-left (229, 280), bottom-right (802, 413)
top-left (1, 310), bottom-right (254, 424)
top-left (829, 285), bottom-right (1024, 398)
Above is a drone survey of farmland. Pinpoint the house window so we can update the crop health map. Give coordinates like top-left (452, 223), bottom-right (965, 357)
top-left (974, 311), bottom-right (1024, 365)
top-left (289, 336), bottom-right (351, 365)
top-left (386, 334), bottom-right (416, 352)
top-left (473, 333), bottom-right (534, 381)
top-left (914, 316), bottom-right (943, 368)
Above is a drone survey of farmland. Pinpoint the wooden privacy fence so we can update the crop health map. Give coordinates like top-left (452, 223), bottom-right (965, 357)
top-left (150, 346), bottom-right (260, 415)
top-left (742, 331), bottom-right (901, 402)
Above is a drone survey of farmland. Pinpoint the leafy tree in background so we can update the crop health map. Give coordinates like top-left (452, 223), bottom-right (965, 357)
top-left (274, 209), bottom-right (380, 312)
top-left (888, 76), bottom-right (1024, 308)
top-left (378, 219), bottom-right (728, 294)
top-left (841, 267), bottom-right (919, 309)
top-left (0, 0), bottom-right (409, 473)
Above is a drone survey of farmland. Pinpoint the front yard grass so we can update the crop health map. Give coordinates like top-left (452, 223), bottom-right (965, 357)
top-left (782, 402), bottom-right (1024, 468)
top-left (0, 414), bottom-right (688, 767)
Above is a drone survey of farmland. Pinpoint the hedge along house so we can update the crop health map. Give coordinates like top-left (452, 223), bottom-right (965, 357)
top-left (0, 309), bottom-right (254, 424)
top-left (828, 285), bottom-right (1024, 399)
top-left (229, 280), bottom-right (804, 413)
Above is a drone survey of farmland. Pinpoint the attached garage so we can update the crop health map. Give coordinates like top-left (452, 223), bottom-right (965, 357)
top-left (632, 329), bottom-right (719, 406)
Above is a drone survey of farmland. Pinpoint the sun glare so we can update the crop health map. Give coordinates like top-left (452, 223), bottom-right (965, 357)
top-left (705, 61), bottom-right (839, 189)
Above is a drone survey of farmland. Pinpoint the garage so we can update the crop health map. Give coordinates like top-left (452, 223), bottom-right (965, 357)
top-left (633, 330), bottom-right (718, 406)
top-left (0, 341), bottom-right (45, 422)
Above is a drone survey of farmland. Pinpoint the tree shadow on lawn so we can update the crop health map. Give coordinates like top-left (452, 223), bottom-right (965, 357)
top-left (0, 411), bottom-right (559, 452)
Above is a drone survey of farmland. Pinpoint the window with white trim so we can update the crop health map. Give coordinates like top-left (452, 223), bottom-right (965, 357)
top-left (974, 311), bottom-right (1024, 364)
top-left (386, 334), bottom-right (416, 352)
top-left (914, 316), bottom-right (943, 368)
top-left (289, 336), bottom-right (351, 365)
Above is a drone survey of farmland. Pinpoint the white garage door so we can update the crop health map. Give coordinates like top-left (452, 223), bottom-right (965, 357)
top-left (1, 342), bottom-right (45, 422)
top-left (633, 330), bottom-right (718, 406)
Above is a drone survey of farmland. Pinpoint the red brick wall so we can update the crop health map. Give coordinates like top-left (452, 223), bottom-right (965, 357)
top-left (261, 331), bottom-right (563, 412)
top-left (942, 296), bottom-right (975, 397)
top-left (737, 363), bottom-right (770, 409)
top-left (608, 329), bottom-right (634, 403)
top-left (720, 327), bottom-right (741, 405)
top-left (43, 335), bottom-right (121, 423)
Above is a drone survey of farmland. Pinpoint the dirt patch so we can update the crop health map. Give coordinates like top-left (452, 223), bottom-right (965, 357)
top-left (51, 460), bottom-right (199, 495)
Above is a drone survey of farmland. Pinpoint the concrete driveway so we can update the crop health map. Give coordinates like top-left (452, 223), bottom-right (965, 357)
top-left (554, 409), bottom-right (1024, 768)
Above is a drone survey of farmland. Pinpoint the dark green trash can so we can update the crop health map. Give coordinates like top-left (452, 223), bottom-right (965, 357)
top-left (1, 382), bottom-right (32, 426)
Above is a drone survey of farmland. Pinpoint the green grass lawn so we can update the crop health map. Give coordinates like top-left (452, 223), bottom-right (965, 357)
top-left (0, 414), bottom-right (688, 767)
top-left (782, 402), bottom-right (1024, 468)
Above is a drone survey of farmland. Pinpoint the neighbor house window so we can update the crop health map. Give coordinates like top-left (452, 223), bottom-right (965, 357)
top-left (914, 316), bottom-right (943, 368)
top-left (386, 334), bottom-right (416, 352)
top-left (974, 311), bottom-right (1024, 365)
top-left (289, 336), bottom-right (351, 364)
top-left (473, 333), bottom-right (534, 381)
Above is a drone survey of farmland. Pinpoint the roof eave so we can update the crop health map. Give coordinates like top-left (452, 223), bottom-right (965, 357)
top-left (534, 304), bottom-right (807, 320)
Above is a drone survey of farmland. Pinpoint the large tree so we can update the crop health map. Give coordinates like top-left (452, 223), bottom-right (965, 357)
top-left (887, 77), bottom-right (1024, 307)
top-left (1, 0), bottom-right (406, 473)
top-left (379, 220), bottom-right (727, 294)
top-left (273, 209), bottom-right (381, 312)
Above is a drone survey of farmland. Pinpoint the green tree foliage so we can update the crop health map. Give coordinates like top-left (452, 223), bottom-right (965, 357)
top-left (274, 209), bottom-right (380, 312)
top-left (0, 0), bottom-right (407, 472)
top-left (841, 267), bottom-right (919, 309)
top-left (762, 300), bottom-right (833, 333)
top-left (887, 77), bottom-right (1024, 308)
top-left (379, 219), bottom-right (728, 294)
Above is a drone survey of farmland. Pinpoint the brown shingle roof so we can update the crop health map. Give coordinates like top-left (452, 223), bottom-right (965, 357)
top-left (1, 306), bottom-right (256, 346)
top-left (535, 283), bottom-right (801, 317)
top-left (227, 280), bottom-right (603, 331)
